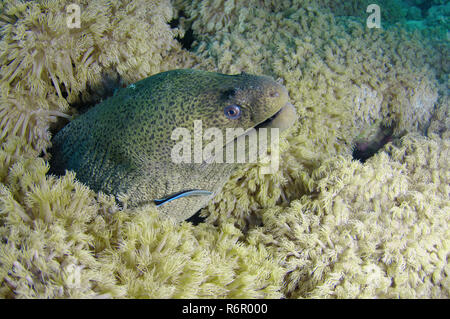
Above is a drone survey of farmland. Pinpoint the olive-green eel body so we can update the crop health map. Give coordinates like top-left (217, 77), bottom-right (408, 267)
top-left (49, 69), bottom-right (296, 221)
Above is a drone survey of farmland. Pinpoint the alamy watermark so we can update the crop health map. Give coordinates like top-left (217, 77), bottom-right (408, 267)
top-left (366, 4), bottom-right (381, 29)
top-left (66, 4), bottom-right (81, 29)
top-left (171, 120), bottom-right (280, 174)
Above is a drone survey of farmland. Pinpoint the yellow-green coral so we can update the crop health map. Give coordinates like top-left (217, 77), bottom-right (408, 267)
top-left (253, 133), bottom-right (449, 298)
top-left (191, 0), bottom-right (446, 223)
top-left (0, 0), bottom-right (199, 152)
top-left (0, 137), bottom-right (284, 298)
top-left (0, 0), bottom-right (186, 102)
top-left (184, 0), bottom-right (443, 141)
top-left (181, 0), bottom-right (449, 297)
top-left (0, 0), bottom-right (449, 298)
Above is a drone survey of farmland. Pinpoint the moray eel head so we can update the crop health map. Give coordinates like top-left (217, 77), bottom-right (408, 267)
top-left (200, 71), bottom-right (291, 132)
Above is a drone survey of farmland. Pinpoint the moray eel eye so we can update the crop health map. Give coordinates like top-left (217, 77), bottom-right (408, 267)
top-left (224, 104), bottom-right (241, 119)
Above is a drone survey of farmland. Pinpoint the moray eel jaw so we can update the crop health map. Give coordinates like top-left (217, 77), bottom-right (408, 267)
top-left (255, 102), bottom-right (297, 131)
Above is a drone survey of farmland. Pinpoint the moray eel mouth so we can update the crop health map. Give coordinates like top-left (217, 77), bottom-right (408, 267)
top-left (255, 109), bottom-right (283, 128)
top-left (255, 102), bottom-right (297, 131)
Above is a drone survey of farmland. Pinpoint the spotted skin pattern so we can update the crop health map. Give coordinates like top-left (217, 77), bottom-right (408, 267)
top-left (49, 69), bottom-right (292, 221)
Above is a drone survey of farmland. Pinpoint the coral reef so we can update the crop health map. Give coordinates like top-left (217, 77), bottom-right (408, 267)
top-left (185, 0), bottom-right (446, 220)
top-left (0, 138), bottom-right (283, 298)
top-left (252, 133), bottom-right (449, 298)
top-left (0, 0), bottom-right (448, 298)
top-left (179, 0), bottom-right (449, 297)
top-left (0, 0), bottom-right (199, 152)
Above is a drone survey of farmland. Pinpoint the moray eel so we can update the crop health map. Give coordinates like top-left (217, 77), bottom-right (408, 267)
top-left (49, 69), bottom-right (297, 221)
